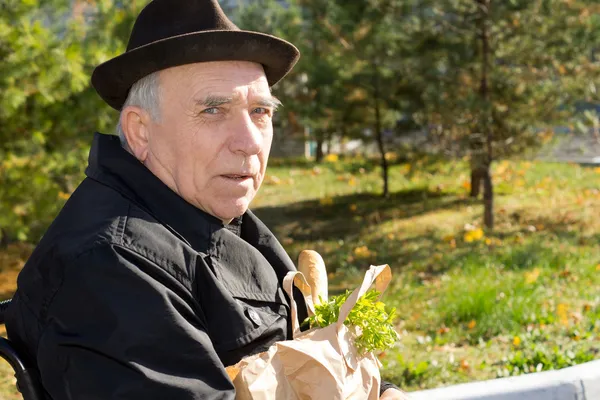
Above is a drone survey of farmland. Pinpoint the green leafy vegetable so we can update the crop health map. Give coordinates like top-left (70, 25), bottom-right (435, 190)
top-left (304, 289), bottom-right (399, 354)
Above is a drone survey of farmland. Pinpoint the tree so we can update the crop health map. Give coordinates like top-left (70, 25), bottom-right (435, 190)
top-left (324, 0), bottom-right (424, 197)
top-left (0, 0), bottom-right (148, 243)
top-left (407, 0), bottom-right (600, 229)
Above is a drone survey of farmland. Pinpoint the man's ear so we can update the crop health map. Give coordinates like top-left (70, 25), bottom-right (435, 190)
top-left (121, 106), bottom-right (152, 162)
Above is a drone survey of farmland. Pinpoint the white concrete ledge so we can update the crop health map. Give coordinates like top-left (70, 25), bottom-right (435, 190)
top-left (409, 360), bottom-right (600, 400)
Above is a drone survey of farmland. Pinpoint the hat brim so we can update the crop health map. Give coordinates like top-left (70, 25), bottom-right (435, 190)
top-left (91, 30), bottom-right (300, 110)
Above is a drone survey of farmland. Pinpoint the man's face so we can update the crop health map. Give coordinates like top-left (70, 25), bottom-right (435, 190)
top-left (144, 61), bottom-right (277, 223)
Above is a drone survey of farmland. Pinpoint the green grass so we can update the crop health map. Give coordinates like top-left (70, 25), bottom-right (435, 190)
top-left (253, 155), bottom-right (600, 391)
top-left (0, 155), bottom-right (599, 396)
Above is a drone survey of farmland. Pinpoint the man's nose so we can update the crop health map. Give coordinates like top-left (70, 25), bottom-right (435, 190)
top-left (229, 113), bottom-right (264, 156)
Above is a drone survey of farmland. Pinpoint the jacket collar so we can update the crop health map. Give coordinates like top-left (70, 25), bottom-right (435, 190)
top-left (84, 133), bottom-right (296, 277)
top-left (85, 132), bottom-right (222, 250)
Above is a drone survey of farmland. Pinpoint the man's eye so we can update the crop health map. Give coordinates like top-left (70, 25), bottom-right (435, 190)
top-left (201, 107), bottom-right (219, 115)
top-left (252, 107), bottom-right (272, 116)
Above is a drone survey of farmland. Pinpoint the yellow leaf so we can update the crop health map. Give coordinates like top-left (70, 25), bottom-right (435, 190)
top-left (264, 175), bottom-right (281, 185)
top-left (384, 152), bottom-right (398, 161)
top-left (524, 268), bottom-right (541, 284)
top-left (442, 234), bottom-right (455, 242)
top-left (464, 228), bottom-right (484, 243)
top-left (353, 245), bottom-right (372, 258)
top-left (468, 320), bottom-right (476, 329)
top-left (513, 336), bottom-right (521, 346)
top-left (12, 205), bottom-right (27, 216)
top-left (319, 196), bottom-right (333, 206)
top-left (324, 154), bottom-right (339, 163)
top-left (596, 264), bottom-right (600, 271)
top-left (558, 65), bottom-right (567, 75)
top-left (557, 303), bottom-right (569, 326)
top-left (348, 177), bottom-right (357, 186)
top-left (494, 103), bottom-right (508, 112)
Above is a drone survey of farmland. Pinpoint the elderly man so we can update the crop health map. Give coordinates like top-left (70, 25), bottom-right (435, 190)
top-left (6, 0), bottom-right (406, 398)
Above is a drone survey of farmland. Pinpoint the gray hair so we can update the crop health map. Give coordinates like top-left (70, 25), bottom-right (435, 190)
top-left (116, 71), bottom-right (161, 149)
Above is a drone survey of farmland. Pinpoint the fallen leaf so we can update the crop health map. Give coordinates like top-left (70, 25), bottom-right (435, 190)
top-left (464, 228), bottom-right (484, 243)
top-left (353, 246), bottom-right (372, 258)
top-left (559, 268), bottom-right (571, 278)
top-left (442, 234), bottom-right (455, 242)
top-left (324, 154), bottom-right (339, 163)
top-left (557, 303), bottom-right (569, 326)
top-left (319, 196), bottom-right (333, 206)
top-left (438, 326), bottom-right (450, 335)
top-left (524, 268), bottom-right (541, 284)
top-left (571, 311), bottom-right (583, 323)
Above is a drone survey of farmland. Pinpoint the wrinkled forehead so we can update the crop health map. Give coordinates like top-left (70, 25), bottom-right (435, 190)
top-left (159, 61), bottom-right (271, 100)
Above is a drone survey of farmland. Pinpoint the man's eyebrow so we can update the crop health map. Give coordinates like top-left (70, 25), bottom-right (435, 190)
top-left (196, 94), bottom-right (282, 109)
top-left (197, 95), bottom-right (234, 107)
top-left (255, 96), bottom-right (282, 110)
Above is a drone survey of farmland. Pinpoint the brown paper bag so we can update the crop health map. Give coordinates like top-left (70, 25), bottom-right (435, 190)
top-left (230, 264), bottom-right (392, 400)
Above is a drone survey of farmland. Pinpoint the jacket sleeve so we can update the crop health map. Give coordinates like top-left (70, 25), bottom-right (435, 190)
top-left (36, 244), bottom-right (234, 400)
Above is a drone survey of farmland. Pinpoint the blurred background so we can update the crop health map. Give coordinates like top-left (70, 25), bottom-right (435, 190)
top-left (1, 0), bottom-right (600, 398)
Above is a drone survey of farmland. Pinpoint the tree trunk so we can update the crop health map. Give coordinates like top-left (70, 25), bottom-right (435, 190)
top-left (477, 0), bottom-right (494, 229)
top-left (315, 134), bottom-right (324, 163)
top-left (325, 131), bottom-right (332, 156)
top-left (483, 166), bottom-right (494, 229)
top-left (470, 166), bottom-right (485, 198)
top-left (0, 228), bottom-right (9, 248)
top-left (373, 61), bottom-right (389, 198)
top-left (469, 133), bottom-right (486, 198)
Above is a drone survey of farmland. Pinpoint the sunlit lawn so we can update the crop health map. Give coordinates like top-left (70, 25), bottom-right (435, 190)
top-left (253, 155), bottom-right (600, 391)
top-left (0, 154), bottom-right (599, 396)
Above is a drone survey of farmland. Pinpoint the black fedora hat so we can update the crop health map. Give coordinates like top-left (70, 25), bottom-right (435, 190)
top-left (92, 0), bottom-right (300, 110)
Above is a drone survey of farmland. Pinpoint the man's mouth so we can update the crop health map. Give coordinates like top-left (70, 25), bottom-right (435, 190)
top-left (222, 174), bottom-right (253, 180)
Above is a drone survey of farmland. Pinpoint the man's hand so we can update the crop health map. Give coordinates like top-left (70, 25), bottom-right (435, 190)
top-left (381, 388), bottom-right (410, 399)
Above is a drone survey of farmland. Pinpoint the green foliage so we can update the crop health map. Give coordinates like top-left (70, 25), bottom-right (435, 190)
top-left (504, 345), bottom-right (597, 376)
top-left (305, 289), bottom-right (399, 354)
top-left (0, 144), bottom-right (88, 242)
top-left (0, 1), bottom-right (149, 243)
top-left (381, 354), bottom-right (438, 388)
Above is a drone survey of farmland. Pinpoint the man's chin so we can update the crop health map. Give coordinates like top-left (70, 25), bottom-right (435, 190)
top-left (214, 200), bottom-right (250, 223)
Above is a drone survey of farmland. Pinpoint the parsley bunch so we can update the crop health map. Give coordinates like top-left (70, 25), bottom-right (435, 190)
top-left (304, 289), bottom-right (399, 355)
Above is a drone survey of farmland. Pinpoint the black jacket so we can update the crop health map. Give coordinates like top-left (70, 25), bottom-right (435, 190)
top-left (7, 133), bottom-right (396, 399)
